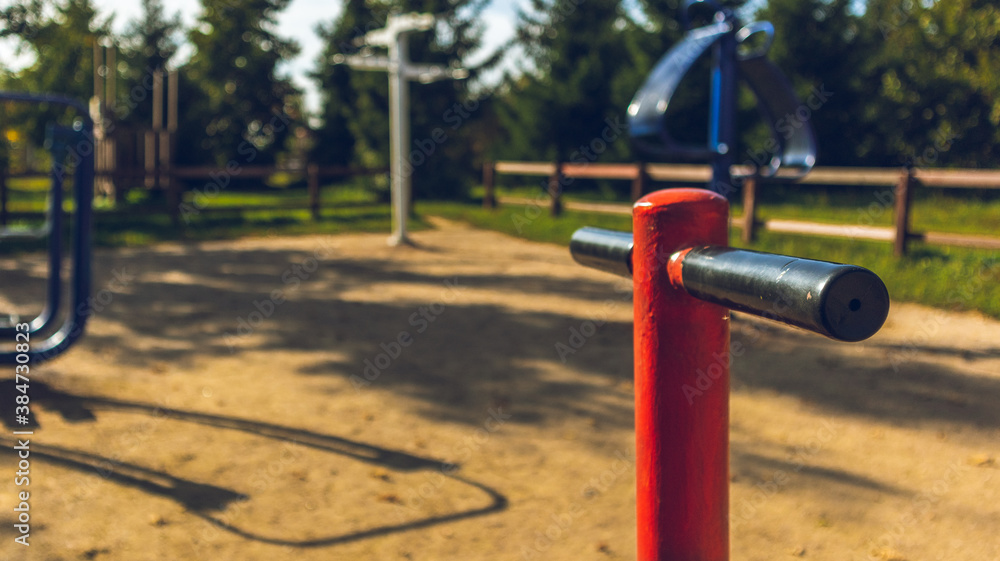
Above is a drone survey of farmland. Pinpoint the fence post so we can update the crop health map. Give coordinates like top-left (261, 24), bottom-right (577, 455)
top-left (740, 176), bottom-right (758, 243)
top-left (482, 161), bottom-right (496, 209)
top-left (549, 161), bottom-right (564, 216)
top-left (0, 169), bottom-right (7, 227)
top-left (308, 163), bottom-right (321, 220)
top-left (144, 130), bottom-right (156, 189)
top-left (167, 172), bottom-right (180, 227)
top-left (893, 167), bottom-right (914, 257)
top-left (633, 189), bottom-right (730, 561)
top-left (631, 162), bottom-right (648, 202)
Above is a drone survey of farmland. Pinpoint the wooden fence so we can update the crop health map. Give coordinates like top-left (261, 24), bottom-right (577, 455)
top-left (482, 161), bottom-right (1000, 256)
top-left (0, 164), bottom-right (387, 226)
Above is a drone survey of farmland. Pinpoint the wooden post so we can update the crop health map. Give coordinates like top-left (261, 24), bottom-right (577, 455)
top-left (167, 69), bottom-right (178, 133)
top-left (92, 41), bottom-right (110, 202)
top-left (161, 70), bottom-right (176, 188)
top-left (893, 168), bottom-right (914, 257)
top-left (105, 43), bottom-right (116, 110)
top-left (482, 161), bottom-right (496, 209)
top-left (631, 161), bottom-right (648, 202)
top-left (308, 163), bottom-right (320, 220)
top-left (0, 169), bottom-right (7, 227)
top-left (93, 41), bottom-right (104, 104)
top-left (158, 131), bottom-right (171, 200)
top-left (167, 177), bottom-right (181, 227)
top-left (152, 69), bottom-right (164, 192)
top-left (549, 161), bottom-right (564, 217)
top-left (105, 43), bottom-right (118, 203)
top-left (164, 70), bottom-right (179, 222)
top-left (741, 176), bottom-right (758, 243)
top-left (144, 130), bottom-right (156, 189)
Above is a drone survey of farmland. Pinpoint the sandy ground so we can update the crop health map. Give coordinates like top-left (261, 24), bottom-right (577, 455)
top-left (0, 217), bottom-right (998, 561)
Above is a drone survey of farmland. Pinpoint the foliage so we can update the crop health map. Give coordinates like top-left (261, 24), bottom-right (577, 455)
top-left (496, 0), bottom-right (641, 164)
top-left (1, 0), bottom-right (999, 189)
top-left (115, 0), bottom-right (183, 127)
top-left (860, 0), bottom-right (1000, 167)
top-left (748, 0), bottom-right (870, 166)
top-left (0, 0), bottom-right (47, 41)
top-left (309, 0), bottom-right (381, 168)
top-left (181, 0), bottom-right (301, 167)
top-left (0, 0), bottom-right (110, 145)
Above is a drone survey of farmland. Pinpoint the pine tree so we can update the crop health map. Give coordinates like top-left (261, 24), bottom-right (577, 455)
top-left (309, 0), bottom-right (381, 167)
top-left (181, 0), bottom-right (301, 167)
top-left (117, 0), bottom-right (183, 126)
top-left (498, 0), bottom-right (634, 164)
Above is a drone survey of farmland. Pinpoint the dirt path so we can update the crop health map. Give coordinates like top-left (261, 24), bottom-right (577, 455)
top-left (1, 218), bottom-right (998, 561)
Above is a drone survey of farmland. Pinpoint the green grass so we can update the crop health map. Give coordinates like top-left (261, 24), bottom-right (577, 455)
top-left (751, 187), bottom-right (1000, 236)
top-left (4, 176), bottom-right (997, 318)
top-left (0, 180), bottom-right (408, 254)
top-left (0, 203), bottom-right (417, 254)
top-left (483, 182), bottom-right (1000, 236)
top-left (419, 201), bottom-right (1000, 320)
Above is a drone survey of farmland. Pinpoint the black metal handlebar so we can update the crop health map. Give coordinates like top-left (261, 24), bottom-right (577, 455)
top-left (570, 227), bottom-right (889, 342)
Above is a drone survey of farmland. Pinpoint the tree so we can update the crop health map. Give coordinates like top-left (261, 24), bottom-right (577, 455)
top-left (0, 0), bottom-right (46, 41)
top-left (859, 0), bottom-right (1000, 168)
top-left (308, 0), bottom-right (378, 167)
top-left (0, 0), bottom-right (111, 145)
top-left (116, 0), bottom-right (183, 126)
top-left (752, 0), bottom-right (873, 166)
top-left (498, 0), bottom-right (636, 165)
top-left (180, 0), bottom-right (301, 167)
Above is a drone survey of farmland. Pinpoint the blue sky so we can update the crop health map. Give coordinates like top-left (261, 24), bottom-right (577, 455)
top-left (0, 0), bottom-right (526, 114)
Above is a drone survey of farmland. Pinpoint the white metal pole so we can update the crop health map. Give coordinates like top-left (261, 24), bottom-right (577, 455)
top-left (398, 35), bottom-right (412, 237)
top-left (387, 35), bottom-right (411, 246)
top-left (389, 34), bottom-right (407, 245)
top-left (341, 13), bottom-right (461, 246)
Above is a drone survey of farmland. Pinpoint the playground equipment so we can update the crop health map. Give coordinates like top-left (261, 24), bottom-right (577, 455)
top-left (0, 92), bottom-right (94, 364)
top-left (334, 13), bottom-right (469, 246)
top-left (572, 190), bottom-right (888, 560)
top-left (627, 0), bottom-right (816, 191)
top-left (569, 2), bottom-right (887, 559)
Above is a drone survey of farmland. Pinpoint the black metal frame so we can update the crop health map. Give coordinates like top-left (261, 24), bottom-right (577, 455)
top-left (0, 92), bottom-right (93, 364)
top-left (627, 0), bottom-right (817, 190)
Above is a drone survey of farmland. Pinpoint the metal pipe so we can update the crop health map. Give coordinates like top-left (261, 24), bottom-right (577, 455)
top-left (709, 9), bottom-right (737, 194)
top-left (569, 227), bottom-right (889, 342)
top-left (0, 92), bottom-right (93, 364)
top-left (569, 227), bottom-right (633, 278)
top-left (672, 245), bottom-right (889, 342)
top-left (388, 34), bottom-right (410, 246)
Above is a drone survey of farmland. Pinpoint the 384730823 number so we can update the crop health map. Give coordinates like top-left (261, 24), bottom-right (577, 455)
top-left (13, 323), bottom-right (31, 423)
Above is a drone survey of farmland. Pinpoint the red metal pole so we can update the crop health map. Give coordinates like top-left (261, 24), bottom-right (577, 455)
top-left (633, 188), bottom-right (730, 561)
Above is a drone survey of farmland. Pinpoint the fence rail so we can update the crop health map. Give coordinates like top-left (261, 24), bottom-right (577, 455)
top-left (482, 160), bottom-right (1000, 256)
top-left (0, 164), bottom-right (387, 226)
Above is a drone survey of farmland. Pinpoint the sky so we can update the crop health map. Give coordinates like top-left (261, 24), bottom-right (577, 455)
top-left (0, 0), bottom-right (526, 115)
